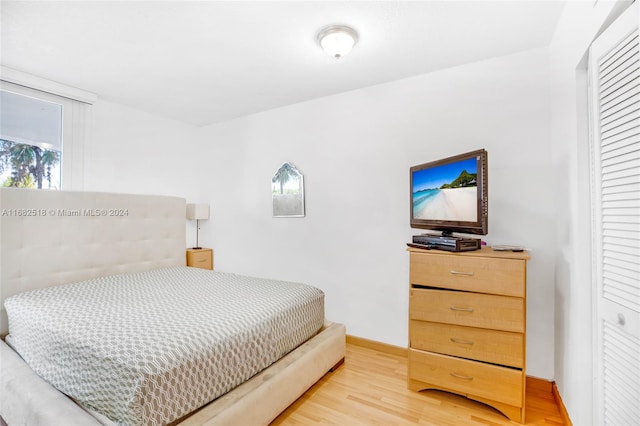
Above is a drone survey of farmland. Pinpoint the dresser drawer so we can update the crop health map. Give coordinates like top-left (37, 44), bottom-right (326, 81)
top-left (408, 349), bottom-right (523, 407)
top-left (410, 320), bottom-right (524, 368)
top-left (410, 288), bottom-right (524, 333)
top-left (410, 252), bottom-right (526, 297)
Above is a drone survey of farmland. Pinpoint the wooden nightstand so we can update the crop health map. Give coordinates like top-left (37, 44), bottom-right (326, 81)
top-left (186, 248), bottom-right (214, 270)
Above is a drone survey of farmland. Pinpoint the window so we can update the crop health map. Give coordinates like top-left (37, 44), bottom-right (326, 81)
top-left (0, 89), bottom-right (63, 189)
top-left (0, 73), bottom-right (94, 190)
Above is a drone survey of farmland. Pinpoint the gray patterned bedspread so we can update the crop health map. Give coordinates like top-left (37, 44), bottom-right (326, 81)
top-left (4, 266), bottom-right (324, 426)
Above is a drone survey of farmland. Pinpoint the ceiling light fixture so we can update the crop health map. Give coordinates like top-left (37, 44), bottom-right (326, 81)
top-left (317, 25), bottom-right (358, 59)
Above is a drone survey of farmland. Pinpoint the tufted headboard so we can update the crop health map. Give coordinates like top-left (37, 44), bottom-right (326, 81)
top-left (0, 188), bottom-right (187, 335)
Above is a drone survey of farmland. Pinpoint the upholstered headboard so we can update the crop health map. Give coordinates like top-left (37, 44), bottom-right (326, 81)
top-left (0, 188), bottom-right (187, 335)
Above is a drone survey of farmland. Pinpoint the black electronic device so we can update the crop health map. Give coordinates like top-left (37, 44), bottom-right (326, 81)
top-left (410, 149), bottom-right (488, 236)
top-left (406, 242), bottom-right (435, 250)
top-left (411, 234), bottom-right (481, 252)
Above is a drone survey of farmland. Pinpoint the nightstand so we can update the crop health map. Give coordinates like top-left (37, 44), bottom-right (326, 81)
top-left (186, 248), bottom-right (213, 270)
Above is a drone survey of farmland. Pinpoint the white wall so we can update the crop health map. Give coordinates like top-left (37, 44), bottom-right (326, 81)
top-left (197, 47), bottom-right (556, 379)
top-left (548, 1), bottom-right (631, 425)
top-left (83, 99), bottom-right (206, 247)
top-left (85, 99), bottom-right (198, 197)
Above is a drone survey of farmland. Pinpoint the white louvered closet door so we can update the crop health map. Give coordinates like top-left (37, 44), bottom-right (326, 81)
top-left (589, 3), bottom-right (640, 425)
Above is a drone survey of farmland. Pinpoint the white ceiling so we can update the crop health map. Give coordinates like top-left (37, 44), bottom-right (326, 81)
top-left (1, 1), bottom-right (565, 127)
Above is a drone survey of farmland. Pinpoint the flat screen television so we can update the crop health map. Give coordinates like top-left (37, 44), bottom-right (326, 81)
top-left (410, 149), bottom-right (488, 236)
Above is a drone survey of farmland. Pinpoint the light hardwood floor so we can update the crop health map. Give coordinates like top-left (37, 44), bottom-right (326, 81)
top-left (271, 343), bottom-right (565, 425)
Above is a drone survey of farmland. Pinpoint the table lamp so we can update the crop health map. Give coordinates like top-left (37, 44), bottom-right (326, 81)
top-left (186, 203), bottom-right (209, 249)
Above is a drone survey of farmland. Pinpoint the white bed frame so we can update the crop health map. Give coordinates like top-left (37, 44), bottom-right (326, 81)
top-left (0, 188), bottom-right (345, 425)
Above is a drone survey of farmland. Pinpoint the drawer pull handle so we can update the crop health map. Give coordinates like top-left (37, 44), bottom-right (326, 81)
top-left (449, 306), bottom-right (474, 313)
top-left (450, 338), bottom-right (474, 345)
top-left (450, 270), bottom-right (474, 276)
top-left (450, 372), bottom-right (473, 380)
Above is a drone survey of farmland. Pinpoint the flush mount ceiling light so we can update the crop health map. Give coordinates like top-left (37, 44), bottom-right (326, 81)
top-left (317, 25), bottom-right (359, 59)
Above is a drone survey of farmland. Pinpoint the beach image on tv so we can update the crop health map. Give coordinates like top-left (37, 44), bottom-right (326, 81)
top-left (412, 157), bottom-right (478, 222)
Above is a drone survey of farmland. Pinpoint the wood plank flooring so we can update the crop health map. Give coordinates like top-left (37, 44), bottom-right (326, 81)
top-left (271, 343), bottom-right (565, 425)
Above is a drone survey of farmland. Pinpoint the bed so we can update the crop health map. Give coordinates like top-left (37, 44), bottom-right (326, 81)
top-left (0, 188), bottom-right (345, 425)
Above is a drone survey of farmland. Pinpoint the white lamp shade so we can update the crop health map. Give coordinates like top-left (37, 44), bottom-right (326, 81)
top-left (186, 203), bottom-right (210, 220)
top-left (318, 25), bottom-right (358, 58)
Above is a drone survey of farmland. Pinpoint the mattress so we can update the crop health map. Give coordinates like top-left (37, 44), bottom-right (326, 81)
top-left (4, 266), bottom-right (324, 426)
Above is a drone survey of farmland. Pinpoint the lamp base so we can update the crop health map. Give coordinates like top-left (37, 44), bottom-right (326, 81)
top-left (191, 246), bottom-right (203, 250)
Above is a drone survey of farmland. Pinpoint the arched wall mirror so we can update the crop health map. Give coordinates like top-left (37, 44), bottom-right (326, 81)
top-left (272, 162), bottom-right (305, 217)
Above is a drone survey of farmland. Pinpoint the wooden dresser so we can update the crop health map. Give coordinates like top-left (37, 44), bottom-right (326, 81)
top-left (407, 247), bottom-right (530, 423)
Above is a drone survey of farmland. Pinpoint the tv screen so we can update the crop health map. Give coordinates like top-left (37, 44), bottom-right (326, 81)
top-left (410, 149), bottom-right (488, 235)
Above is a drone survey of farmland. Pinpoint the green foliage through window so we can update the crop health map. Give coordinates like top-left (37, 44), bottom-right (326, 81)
top-left (0, 139), bottom-right (61, 189)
